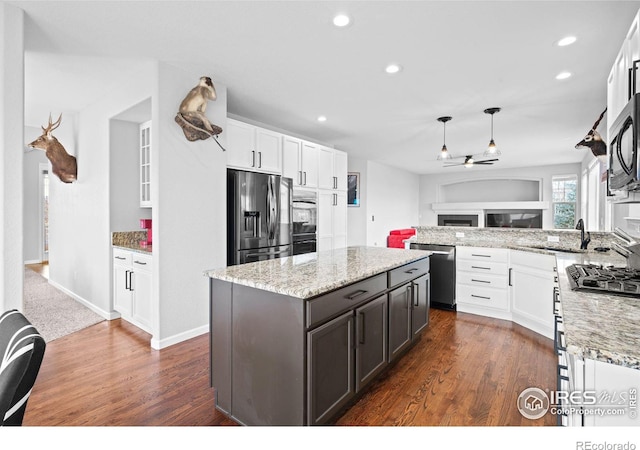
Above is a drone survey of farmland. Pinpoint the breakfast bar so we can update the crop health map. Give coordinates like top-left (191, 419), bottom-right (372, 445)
top-left (205, 246), bottom-right (432, 426)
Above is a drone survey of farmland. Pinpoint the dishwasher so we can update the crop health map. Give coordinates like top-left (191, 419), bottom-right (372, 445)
top-left (410, 243), bottom-right (456, 310)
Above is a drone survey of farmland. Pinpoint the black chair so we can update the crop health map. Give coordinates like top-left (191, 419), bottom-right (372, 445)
top-left (0, 309), bottom-right (46, 426)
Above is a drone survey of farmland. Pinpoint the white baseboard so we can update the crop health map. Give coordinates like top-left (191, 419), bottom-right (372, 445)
top-left (24, 259), bottom-right (42, 265)
top-left (47, 279), bottom-right (119, 320)
top-left (150, 324), bottom-right (209, 350)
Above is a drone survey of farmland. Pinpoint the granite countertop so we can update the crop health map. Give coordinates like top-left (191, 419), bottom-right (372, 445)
top-left (205, 246), bottom-right (431, 299)
top-left (113, 243), bottom-right (152, 254)
top-left (112, 230), bottom-right (152, 254)
top-left (415, 228), bottom-right (640, 369)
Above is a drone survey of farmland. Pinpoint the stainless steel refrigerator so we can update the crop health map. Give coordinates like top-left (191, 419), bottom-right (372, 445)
top-left (227, 169), bottom-right (293, 266)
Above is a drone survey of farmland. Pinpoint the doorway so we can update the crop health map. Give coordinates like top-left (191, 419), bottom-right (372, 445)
top-left (37, 163), bottom-right (49, 278)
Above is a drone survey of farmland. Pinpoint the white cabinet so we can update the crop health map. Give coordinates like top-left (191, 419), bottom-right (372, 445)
top-left (509, 250), bottom-right (556, 339)
top-left (112, 248), bottom-right (152, 333)
top-left (139, 120), bottom-right (152, 208)
top-left (226, 118), bottom-right (282, 174)
top-left (318, 147), bottom-right (348, 191)
top-left (318, 190), bottom-right (347, 252)
top-left (282, 136), bottom-right (318, 188)
top-left (608, 12), bottom-right (640, 134)
top-left (456, 246), bottom-right (510, 319)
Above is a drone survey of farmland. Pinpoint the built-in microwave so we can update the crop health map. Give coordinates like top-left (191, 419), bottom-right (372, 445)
top-left (609, 93), bottom-right (640, 191)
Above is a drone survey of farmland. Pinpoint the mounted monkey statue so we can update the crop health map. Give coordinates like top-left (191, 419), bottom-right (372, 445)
top-left (175, 76), bottom-right (225, 150)
top-left (28, 114), bottom-right (77, 183)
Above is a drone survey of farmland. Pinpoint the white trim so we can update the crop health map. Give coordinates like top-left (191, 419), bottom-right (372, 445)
top-left (23, 259), bottom-right (41, 265)
top-left (150, 324), bottom-right (208, 350)
top-left (432, 201), bottom-right (550, 211)
top-left (46, 279), bottom-right (117, 320)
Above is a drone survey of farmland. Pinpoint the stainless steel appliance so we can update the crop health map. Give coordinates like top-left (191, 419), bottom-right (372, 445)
top-left (612, 226), bottom-right (640, 269)
top-left (608, 92), bottom-right (640, 192)
top-left (566, 264), bottom-right (640, 296)
top-left (437, 214), bottom-right (478, 227)
top-left (410, 243), bottom-right (456, 310)
top-left (227, 169), bottom-right (293, 266)
top-left (292, 189), bottom-right (317, 255)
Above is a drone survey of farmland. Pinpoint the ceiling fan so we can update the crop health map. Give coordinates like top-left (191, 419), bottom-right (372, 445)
top-left (443, 154), bottom-right (499, 168)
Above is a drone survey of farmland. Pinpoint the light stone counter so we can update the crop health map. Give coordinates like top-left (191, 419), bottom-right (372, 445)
top-left (205, 246), bottom-right (431, 299)
top-left (414, 225), bottom-right (640, 370)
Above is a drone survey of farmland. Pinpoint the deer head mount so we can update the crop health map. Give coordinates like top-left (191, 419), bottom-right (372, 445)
top-left (575, 108), bottom-right (607, 158)
top-left (28, 114), bottom-right (77, 183)
top-left (174, 76), bottom-right (226, 151)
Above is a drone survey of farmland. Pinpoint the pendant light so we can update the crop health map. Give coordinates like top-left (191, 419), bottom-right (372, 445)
top-left (484, 107), bottom-right (501, 156)
top-left (437, 116), bottom-right (452, 160)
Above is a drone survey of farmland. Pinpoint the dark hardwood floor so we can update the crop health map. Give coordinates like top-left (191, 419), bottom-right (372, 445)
top-left (23, 308), bottom-right (556, 426)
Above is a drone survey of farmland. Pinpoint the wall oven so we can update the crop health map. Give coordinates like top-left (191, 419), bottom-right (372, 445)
top-left (292, 189), bottom-right (317, 255)
top-left (609, 93), bottom-right (640, 191)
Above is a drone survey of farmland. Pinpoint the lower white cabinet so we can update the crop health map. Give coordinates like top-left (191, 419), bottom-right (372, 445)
top-left (456, 246), bottom-right (510, 319)
top-left (509, 250), bottom-right (556, 339)
top-left (113, 248), bottom-right (152, 332)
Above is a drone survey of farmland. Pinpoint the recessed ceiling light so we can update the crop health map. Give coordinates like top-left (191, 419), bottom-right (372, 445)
top-left (317, 115), bottom-right (327, 122)
top-left (556, 71), bottom-right (572, 80)
top-left (557, 36), bottom-right (577, 47)
top-left (385, 64), bottom-right (402, 74)
top-left (333, 14), bottom-right (351, 27)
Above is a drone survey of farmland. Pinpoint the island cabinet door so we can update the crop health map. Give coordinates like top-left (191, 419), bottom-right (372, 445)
top-left (411, 274), bottom-right (430, 338)
top-left (355, 295), bottom-right (388, 393)
top-left (307, 310), bottom-right (354, 425)
top-left (388, 284), bottom-right (412, 362)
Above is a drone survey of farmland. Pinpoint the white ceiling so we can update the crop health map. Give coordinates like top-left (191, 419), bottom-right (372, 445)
top-left (13, 0), bottom-right (640, 174)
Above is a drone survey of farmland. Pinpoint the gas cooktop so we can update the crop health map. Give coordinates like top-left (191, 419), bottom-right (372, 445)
top-left (566, 264), bottom-right (640, 296)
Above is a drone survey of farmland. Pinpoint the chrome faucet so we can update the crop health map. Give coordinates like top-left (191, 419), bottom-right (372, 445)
top-left (575, 219), bottom-right (590, 250)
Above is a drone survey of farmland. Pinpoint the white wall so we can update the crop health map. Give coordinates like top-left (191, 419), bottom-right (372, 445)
top-left (366, 161), bottom-right (420, 247)
top-left (0, 4), bottom-right (24, 313)
top-left (152, 63), bottom-right (227, 348)
top-left (48, 63), bottom-right (155, 319)
top-left (23, 125), bottom-right (49, 263)
top-left (109, 118), bottom-right (151, 232)
top-left (419, 163), bottom-right (582, 229)
top-left (347, 156), bottom-right (368, 246)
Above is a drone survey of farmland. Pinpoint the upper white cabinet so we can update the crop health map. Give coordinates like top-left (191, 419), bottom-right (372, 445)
top-left (318, 190), bottom-right (347, 252)
top-left (608, 12), bottom-right (640, 133)
top-left (282, 136), bottom-right (318, 188)
top-left (318, 147), bottom-right (348, 191)
top-left (226, 118), bottom-right (282, 174)
top-left (139, 120), bottom-right (152, 208)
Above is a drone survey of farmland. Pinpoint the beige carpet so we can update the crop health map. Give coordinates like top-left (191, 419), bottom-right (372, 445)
top-left (23, 267), bottom-right (105, 342)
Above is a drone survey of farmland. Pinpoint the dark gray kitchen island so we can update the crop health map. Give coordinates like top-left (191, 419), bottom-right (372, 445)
top-left (205, 246), bottom-right (432, 426)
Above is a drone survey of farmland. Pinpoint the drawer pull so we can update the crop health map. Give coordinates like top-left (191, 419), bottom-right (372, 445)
top-left (405, 268), bottom-right (419, 274)
top-left (471, 266), bottom-right (491, 270)
top-left (471, 254), bottom-right (491, 258)
top-left (471, 279), bottom-right (490, 284)
top-left (346, 289), bottom-right (368, 300)
top-left (471, 294), bottom-right (491, 300)
top-left (115, 256), bottom-right (126, 260)
top-left (134, 260), bottom-right (147, 265)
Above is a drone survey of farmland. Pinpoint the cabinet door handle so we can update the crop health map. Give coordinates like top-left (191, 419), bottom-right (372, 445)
top-left (346, 289), bottom-right (368, 300)
top-left (471, 266), bottom-right (491, 270)
top-left (129, 271), bottom-right (134, 292)
top-left (508, 268), bottom-right (512, 286)
top-left (333, 176), bottom-right (337, 189)
top-left (472, 278), bottom-right (490, 284)
top-left (304, 171), bottom-right (307, 186)
top-left (358, 312), bottom-right (365, 345)
top-left (125, 270), bottom-right (130, 291)
top-left (471, 294), bottom-right (490, 300)
top-left (298, 170), bottom-right (302, 185)
top-left (471, 254), bottom-right (491, 258)
top-left (251, 150), bottom-right (256, 167)
top-left (414, 282), bottom-right (419, 307)
top-left (258, 151), bottom-right (262, 168)
top-left (406, 285), bottom-right (412, 309)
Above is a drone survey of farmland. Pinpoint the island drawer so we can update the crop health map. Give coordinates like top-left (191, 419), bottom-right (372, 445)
top-left (387, 258), bottom-right (429, 288)
top-left (457, 246), bottom-right (509, 263)
top-left (306, 273), bottom-right (387, 329)
top-left (113, 248), bottom-right (132, 265)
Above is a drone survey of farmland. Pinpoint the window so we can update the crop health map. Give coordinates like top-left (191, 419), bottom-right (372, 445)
top-left (552, 175), bottom-right (577, 229)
